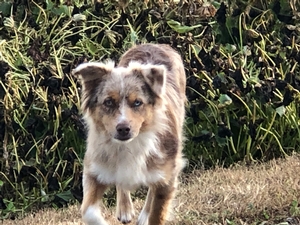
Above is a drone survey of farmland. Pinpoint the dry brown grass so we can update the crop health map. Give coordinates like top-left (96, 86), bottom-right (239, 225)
top-left (3, 154), bottom-right (300, 225)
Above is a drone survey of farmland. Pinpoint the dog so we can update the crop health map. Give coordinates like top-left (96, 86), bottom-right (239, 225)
top-left (73, 43), bottom-right (186, 225)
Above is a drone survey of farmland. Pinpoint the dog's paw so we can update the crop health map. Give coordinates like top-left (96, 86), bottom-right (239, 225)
top-left (116, 203), bottom-right (135, 224)
top-left (82, 205), bottom-right (109, 225)
top-left (137, 210), bottom-right (149, 225)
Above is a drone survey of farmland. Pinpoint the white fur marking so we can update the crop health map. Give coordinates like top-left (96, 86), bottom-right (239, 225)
top-left (83, 205), bottom-right (108, 225)
top-left (120, 69), bottom-right (124, 90)
top-left (74, 61), bottom-right (115, 73)
top-left (117, 103), bottom-right (127, 124)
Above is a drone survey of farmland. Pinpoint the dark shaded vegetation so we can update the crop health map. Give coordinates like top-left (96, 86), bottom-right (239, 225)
top-left (0, 0), bottom-right (300, 220)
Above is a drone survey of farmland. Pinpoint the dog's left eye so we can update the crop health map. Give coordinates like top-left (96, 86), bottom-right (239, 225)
top-left (104, 98), bottom-right (115, 107)
top-left (133, 99), bottom-right (143, 107)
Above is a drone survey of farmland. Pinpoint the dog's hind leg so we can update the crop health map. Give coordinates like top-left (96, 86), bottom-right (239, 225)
top-left (81, 174), bottom-right (108, 225)
top-left (116, 186), bottom-right (135, 224)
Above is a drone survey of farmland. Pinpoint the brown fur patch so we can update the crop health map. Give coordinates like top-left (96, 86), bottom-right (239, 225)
top-left (118, 44), bottom-right (174, 71)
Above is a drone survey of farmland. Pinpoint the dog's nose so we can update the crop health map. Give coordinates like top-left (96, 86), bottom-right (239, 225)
top-left (116, 123), bottom-right (131, 138)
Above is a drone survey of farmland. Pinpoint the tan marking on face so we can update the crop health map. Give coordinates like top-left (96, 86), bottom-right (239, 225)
top-left (107, 91), bottom-right (121, 103)
top-left (126, 93), bottom-right (139, 106)
top-left (95, 93), bottom-right (154, 141)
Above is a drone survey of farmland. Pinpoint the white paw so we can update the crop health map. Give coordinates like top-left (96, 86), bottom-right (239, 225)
top-left (116, 204), bottom-right (135, 224)
top-left (137, 210), bottom-right (149, 225)
top-left (82, 205), bottom-right (109, 225)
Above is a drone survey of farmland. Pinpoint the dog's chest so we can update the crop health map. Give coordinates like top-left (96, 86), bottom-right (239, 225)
top-left (89, 144), bottom-right (165, 190)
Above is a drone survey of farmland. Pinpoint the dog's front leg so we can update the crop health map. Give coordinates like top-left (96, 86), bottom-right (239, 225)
top-left (148, 183), bottom-right (176, 225)
top-left (137, 188), bottom-right (153, 225)
top-left (116, 186), bottom-right (135, 224)
top-left (81, 173), bottom-right (108, 225)
top-left (137, 182), bottom-right (176, 225)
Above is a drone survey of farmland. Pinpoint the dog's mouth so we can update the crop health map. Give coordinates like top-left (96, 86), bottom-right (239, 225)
top-left (115, 135), bottom-right (132, 141)
top-left (113, 135), bottom-right (134, 143)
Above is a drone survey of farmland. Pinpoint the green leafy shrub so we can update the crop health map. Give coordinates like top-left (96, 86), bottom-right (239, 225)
top-left (0, 0), bottom-right (300, 219)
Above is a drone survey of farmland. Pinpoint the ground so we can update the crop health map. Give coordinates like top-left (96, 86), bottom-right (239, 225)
top-left (3, 154), bottom-right (300, 225)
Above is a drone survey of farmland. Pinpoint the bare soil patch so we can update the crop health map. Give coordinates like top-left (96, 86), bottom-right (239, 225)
top-left (2, 154), bottom-right (300, 225)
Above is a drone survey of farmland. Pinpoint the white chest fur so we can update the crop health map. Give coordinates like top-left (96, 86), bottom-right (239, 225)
top-left (86, 131), bottom-right (165, 190)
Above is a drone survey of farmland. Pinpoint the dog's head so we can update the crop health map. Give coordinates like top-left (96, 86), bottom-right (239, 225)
top-left (73, 61), bottom-right (167, 143)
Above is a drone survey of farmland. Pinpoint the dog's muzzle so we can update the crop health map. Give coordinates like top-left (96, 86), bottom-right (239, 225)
top-left (115, 123), bottom-right (132, 141)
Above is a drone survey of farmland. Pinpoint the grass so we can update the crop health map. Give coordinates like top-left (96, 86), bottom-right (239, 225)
top-left (3, 153), bottom-right (300, 225)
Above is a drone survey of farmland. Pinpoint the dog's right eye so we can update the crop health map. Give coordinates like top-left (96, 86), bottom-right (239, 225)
top-left (103, 98), bottom-right (115, 107)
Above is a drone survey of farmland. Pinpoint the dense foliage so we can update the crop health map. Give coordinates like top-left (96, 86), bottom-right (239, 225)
top-left (0, 0), bottom-right (300, 219)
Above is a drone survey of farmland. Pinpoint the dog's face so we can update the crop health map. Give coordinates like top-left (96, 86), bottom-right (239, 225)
top-left (73, 61), bottom-right (166, 143)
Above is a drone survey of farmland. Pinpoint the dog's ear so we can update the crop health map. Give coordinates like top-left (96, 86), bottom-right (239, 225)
top-left (72, 61), bottom-right (114, 82)
top-left (72, 62), bottom-right (114, 112)
top-left (140, 65), bottom-right (166, 97)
